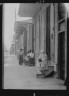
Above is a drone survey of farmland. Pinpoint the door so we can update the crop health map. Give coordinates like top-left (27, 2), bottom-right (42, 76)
top-left (46, 5), bottom-right (50, 60)
top-left (58, 32), bottom-right (65, 80)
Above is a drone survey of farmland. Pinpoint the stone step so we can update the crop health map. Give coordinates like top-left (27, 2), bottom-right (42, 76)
top-left (36, 74), bottom-right (45, 79)
top-left (44, 66), bottom-right (54, 77)
top-left (36, 66), bottom-right (54, 78)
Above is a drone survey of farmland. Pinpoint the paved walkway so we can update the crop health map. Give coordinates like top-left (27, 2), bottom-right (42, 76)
top-left (4, 55), bottom-right (66, 89)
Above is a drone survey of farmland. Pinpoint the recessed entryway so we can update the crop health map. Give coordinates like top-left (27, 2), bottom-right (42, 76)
top-left (58, 32), bottom-right (65, 80)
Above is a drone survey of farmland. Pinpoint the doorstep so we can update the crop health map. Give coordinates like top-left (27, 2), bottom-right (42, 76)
top-left (36, 74), bottom-right (45, 79)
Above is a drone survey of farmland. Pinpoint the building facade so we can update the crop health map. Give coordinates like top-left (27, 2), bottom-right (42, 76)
top-left (17, 3), bottom-right (67, 81)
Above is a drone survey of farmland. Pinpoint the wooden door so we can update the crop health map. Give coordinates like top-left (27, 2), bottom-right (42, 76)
top-left (46, 5), bottom-right (50, 60)
top-left (58, 32), bottom-right (65, 80)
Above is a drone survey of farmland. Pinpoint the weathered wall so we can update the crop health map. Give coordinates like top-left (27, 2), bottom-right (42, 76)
top-left (50, 4), bottom-right (55, 62)
top-left (33, 4), bottom-right (50, 59)
top-left (33, 3), bottom-right (57, 70)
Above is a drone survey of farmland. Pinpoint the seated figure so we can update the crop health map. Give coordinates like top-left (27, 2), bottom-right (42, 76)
top-left (24, 55), bottom-right (29, 62)
top-left (24, 50), bottom-right (35, 66)
top-left (36, 50), bottom-right (48, 74)
top-left (29, 50), bottom-right (35, 65)
top-left (24, 51), bottom-right (30, 64)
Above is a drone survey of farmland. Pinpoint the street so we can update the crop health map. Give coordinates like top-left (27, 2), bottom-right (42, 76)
top-left (4, 55), bottom-right (66, 89)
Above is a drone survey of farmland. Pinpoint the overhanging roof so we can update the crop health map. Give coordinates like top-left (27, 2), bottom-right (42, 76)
top-left (18, 3), bottom-right (46, 17)
top-left (14, 21), bottom-right (27, 33)
top-left (14, 21), bottom-right (33, 40)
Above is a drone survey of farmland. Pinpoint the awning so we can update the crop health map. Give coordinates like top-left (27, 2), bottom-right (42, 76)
top-left (14, 21), bottom-right (27, 34)
top-left (18, 3), bottom-right (46, 17)
top-left (15, 32), bottom-right (20, 40)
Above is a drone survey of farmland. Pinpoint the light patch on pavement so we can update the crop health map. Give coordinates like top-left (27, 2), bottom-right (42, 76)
top-left (4, 64), bottom-right (18, 67)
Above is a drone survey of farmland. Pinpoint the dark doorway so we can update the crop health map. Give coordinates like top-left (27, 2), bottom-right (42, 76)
top-left (58, 32), bottom-right (65, 80)
top-left (24, 31), bottom-right (27, 56)
top-left (46, 5), bottom-right (50, 60)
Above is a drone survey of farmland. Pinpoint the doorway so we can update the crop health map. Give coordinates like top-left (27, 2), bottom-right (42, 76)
top-left (58, 32), bottom-right (65, 80)
top-left (46, 5), bottom-right (50, 60)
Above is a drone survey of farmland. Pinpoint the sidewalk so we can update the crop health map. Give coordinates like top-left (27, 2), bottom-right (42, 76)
top-left (4, 55), bottom-right (19, 66)
top-left (4, 55), bottom-right (66, 89)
